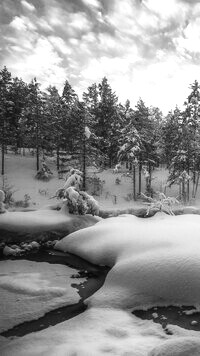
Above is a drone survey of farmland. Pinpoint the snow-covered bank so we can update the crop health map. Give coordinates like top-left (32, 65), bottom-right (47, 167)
top-left (0, 259), bottom-right (86, 332)
top-left (0, 206), bottom-right (101, 244)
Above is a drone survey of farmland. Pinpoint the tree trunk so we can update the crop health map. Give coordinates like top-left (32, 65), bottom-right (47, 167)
top-left (36, 145), bottom-right (39, 171)
top-left (82, 137), bottom-right (86, 191)
top-left (195, 171), bottom-right (200, 198)
top-left (187, 166), bottom-right (190, 202)
top-left (179, 182), bottom-right (181, 200)
top-left (139, 159), bottom-right (142, 195)
top-left (192, 171), bottom-right (196, 198)
top-left (182, 180), bottom-right (186, 203)
top-left (1, 142), bottom-right (4, 175)
top-left (133, 165), bottom-right (136, 200)
top-left (1, 119), bottom-right (5, 175)
top-left (56, 146), bottom-right (60, 171)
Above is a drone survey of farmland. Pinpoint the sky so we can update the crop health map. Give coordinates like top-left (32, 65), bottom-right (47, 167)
top-left (1, 0), bottom-right (200, 114)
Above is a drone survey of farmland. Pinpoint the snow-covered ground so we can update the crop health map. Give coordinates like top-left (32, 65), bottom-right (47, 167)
top-left (0, 260), bottom-right (85, 333)
top-left (0, 153), bottom-right (188, 211)
top-left (1, 213), bottom-right (200, 355)
top-left (1, 154), bottom-right (200, 355)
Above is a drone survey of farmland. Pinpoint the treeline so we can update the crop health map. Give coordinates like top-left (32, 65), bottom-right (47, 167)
top-left (1, 66), bottom-right (200, 201)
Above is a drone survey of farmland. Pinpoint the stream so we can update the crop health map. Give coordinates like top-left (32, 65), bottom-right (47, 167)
top-left (1, 246), bottom-right (200, 339)
top-left (0, 249), bottom-right (109, 338)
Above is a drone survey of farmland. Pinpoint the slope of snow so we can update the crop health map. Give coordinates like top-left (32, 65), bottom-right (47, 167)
top-left (55, 213), bottom-right (200, 309)
top-left (0, 260), bottom-right (86, 332)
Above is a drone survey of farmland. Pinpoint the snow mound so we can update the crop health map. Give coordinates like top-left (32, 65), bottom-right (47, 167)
top-left (0, 260), bottom-right (86, 332)
top-left (148, 337), bottom-right (200, 356)
top-left (55, 213), bottom-right (200, 308)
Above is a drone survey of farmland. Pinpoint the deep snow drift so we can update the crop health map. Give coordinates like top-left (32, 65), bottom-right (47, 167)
top-left (0, 260), bottom-right (86, 332)
top-left (55, 213), bottom-right (200, 309)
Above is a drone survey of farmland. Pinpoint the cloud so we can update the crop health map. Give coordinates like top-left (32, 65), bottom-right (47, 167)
top-left (1, 0), bottom-right (200, 113)
top-left (81, 0), bottom-right (100, 9)
top-left (21, 0), bottom-right (35, 12)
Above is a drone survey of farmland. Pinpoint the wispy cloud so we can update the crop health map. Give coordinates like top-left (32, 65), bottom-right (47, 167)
top-left (1, 0), bottom-right (200, 113)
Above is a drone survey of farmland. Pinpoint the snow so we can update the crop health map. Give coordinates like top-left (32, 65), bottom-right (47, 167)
top-left (149, 337), bottom-right (200, 356)
top-left (0, 307), bottom-right (168, 356)
top-left (0, 153), bottom-right (183, 212)
top-left (1, 152), bottom-right (200, 355)
top-left (0, 259), bottom-right (86, 332)
top-left (55, 213), bottom-right (200, 309)
top-left (0, 206), bottom-right (100, 240)
top-left (84, 126), bottom-right (91, 139)
top-left (1, 213), bottom-right (200, 355)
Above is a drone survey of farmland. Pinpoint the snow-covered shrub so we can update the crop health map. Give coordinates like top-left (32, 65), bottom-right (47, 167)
top-left (0, 190), bottom-right (6, 213)
top-left (35, 161), bottom-right (53, 181)
top-left (113, 163), bottom-right (121, 174)
top-left (79, 191), bottom-right (99, 215)
top-left (141, 192), bottom-right (180, 215)
top-left (14, 194), bottom-right (31, 208)
top-left (56, 169), bottom-right (99, 215)
top-left (63, 169), bottom-right (83, 190)
top-left (1, 176), bottom-right (16, 207)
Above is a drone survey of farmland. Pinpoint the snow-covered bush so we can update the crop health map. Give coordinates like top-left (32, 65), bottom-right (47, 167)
top-left (35, 161), bottom-right (53, 181)
top-left (0, 190), bottom-right (6, 213)
top-left (141, 192), bottom-right (180, 215)
top-left (14, 194), bottom-right (31, 208)
top-left (1, 176), bottom-right (16, 207)
top-left (56, 169), bottom-right (99, 216)
top-left (63, 169), bottom-right (83, 191)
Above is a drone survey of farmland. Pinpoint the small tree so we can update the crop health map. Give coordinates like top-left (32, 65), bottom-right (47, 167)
top-left (56, 169), bottom-right (99, 215)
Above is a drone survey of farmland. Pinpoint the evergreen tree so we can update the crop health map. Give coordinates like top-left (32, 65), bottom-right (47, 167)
top-left (97, 77), bottom-right (119, 167)
top-left (43, 86), bottom-right (64, 169)
top-left (22, 78), bottom-right (45, 171)
top-left (162, 107), bottom-right (181, 167)
top-left (8, 77), bottom-right (28, 153)
top-left (62, 80), bottom-right (78, 153)
top-left (133, 99), bottom-right (150, 194)
top-left (118, 111), bottom-right (142, 200)
top-left (183, 80), bottom-right (200, 198)
top-left (0, 67), bottom-right (14, 175)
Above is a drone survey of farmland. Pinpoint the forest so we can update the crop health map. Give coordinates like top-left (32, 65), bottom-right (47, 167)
top-left (1, 66), bottom-right (200, 203)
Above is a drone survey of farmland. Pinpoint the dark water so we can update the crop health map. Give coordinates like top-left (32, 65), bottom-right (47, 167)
top-left (133, 305), bottom-right (200, 334)
top-left (0, 249), bottom-right (109, 338)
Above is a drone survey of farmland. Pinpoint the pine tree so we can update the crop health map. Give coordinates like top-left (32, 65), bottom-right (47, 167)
top-left (8, 77), bottom-right (28, 153)
top-left (62, 80), bottom-right (78, 154)
top-left (97, 77), bottom-right (119, 167)
top-left (166, 108), bottom-right (191, 202)
top-left (43, 86), bottom-right (64, 169)
top-left (183, 80), bottom-right (200, 198)
top-left (118, 111), bottom-right (142, 200)
top-left (22, 78), bottom-right (45, 171)
top-left (0, 67), bottom-right (14, 175)
top-left (133, 99), bottom-right (150, 194)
